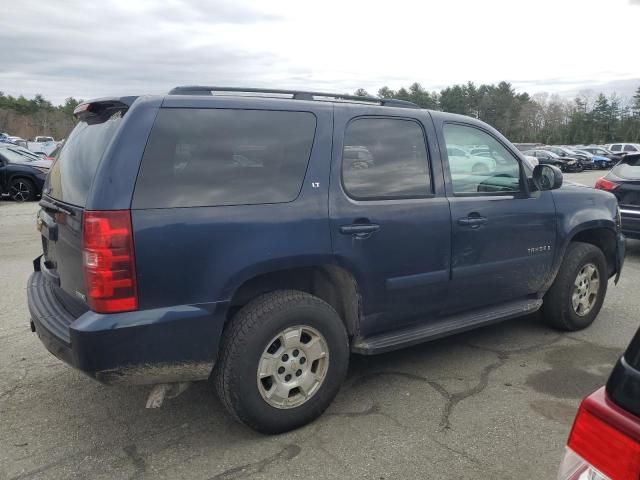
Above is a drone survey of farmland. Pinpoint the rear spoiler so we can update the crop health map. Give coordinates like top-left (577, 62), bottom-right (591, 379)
top-left (73, 96), bottom-right (138, 120)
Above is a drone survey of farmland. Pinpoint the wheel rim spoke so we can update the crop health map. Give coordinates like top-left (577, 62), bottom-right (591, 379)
top-left (304, 337), bottom-right (326, 362)
top-left (572, 292), bottom-right (581, 311)
top-left (265, 382), bottom-right (291, 404)
top-left (297, 372), bottom-right (319, 397)
top-left (282, 328), bottom-right (302, 349)
top-left (258, 355), bottom-right (279, 379)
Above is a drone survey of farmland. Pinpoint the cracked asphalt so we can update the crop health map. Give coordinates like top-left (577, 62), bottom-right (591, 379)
top-left (2, 170), bottom-right (639, 480)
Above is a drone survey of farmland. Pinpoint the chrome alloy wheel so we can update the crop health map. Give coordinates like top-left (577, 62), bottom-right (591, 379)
top-left (257, 325), bottom-right (329, 409)
top-left (572, 263), bottom-right (600, 317)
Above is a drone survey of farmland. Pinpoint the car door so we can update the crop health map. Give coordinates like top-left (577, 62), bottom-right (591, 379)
top-left (435, 120), bottom-right (557, 313)
top-left (329, 106), bottom-right (451, 337)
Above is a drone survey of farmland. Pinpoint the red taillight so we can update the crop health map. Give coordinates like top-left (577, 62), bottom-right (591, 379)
top-left (562, 388), bottom-right (640, 480)
top-left (82, 210), bottom-right (138, 313)
top-left (594, 178), bottom-right (619, 191)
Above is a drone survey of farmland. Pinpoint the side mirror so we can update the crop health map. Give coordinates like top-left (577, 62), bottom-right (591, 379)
top-left (532, 164), bottom-right (563, 191)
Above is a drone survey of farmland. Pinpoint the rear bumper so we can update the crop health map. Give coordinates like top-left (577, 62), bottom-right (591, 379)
top-left (621, 208), bottom-right (640, 239)
top-left (28, 270), bottom-right (227, 385)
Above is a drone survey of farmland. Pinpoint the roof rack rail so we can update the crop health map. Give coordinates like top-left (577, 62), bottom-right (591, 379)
top-left (168, 86), bottom-right (420, 109)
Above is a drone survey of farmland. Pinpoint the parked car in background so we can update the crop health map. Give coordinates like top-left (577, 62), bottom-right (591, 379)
top-left (605, 143), bottom-right (640, 155)
top-left (446, 145), bottom-right (497, 174)
top-left (46, 144), bottom-right (62, 161)
top-left (26, 87), bottom-right (625, 434)
top-left (578, 145), bottom-right (623, 163)
top-left (595, 153), bottom-right (640, 239)
top-left (33, 136), bottom-right (54, 143)
top-left (6, 136), bottom-right (28, 148)
top-left (572, 149), bottom-right (614, 169)
top-left (27, 138), bottom-right (59, 156)
top-left (523, 155), bottom-right (538, 168)
top-left (558, 325), bottom-right (640, 480)
top-left (523, 149), bottom-right (582, 172)
top-left (0, 144), bottom-right (50, 201)
top-left (512, 142), bottom-right (543, 152)
top-left (548, 146), bottom-right (595, 169)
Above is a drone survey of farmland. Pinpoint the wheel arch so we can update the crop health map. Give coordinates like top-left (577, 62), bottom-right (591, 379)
top-left (226, 264), bottom-right (362, 339)
top-left (569, 227), bottom-right (618, 277)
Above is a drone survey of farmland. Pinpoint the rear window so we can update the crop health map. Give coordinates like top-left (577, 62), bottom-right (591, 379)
top-left (612, 156), bottom-right (640, 180)
top-left (133, 108), bottom-right (316, 209)
top-left (45, 110), bottom-right (125, 206)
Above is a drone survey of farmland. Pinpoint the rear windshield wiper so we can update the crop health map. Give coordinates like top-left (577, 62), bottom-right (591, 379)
top-left (39, 199), bottom-right (73, 216)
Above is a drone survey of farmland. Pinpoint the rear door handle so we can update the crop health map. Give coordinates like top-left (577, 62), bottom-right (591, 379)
top-left (458, 216), bottom-right (487, 227)
top-left (340, 223), bottom-right (380, 237)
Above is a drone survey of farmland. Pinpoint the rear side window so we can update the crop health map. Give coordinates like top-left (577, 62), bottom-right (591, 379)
top-left (624, 145), bottom-right (638, 152)
top-left (46, 110), bottom-right (125, 206)
top-left (341, 118), bottom-right (431, 200)
top-left (612, 156), bottom-right (640, 180)
top-left (133, 109), bottom-right (316, 208)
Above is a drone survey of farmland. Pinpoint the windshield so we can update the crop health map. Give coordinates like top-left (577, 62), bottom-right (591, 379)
top-left (0, 146), bottom-right (41, 163)
top-left (612, 156), bottom-right (640, 180)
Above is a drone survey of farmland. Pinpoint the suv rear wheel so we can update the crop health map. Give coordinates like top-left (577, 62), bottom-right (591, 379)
top-left (214, 290), bottom-right (349, 433)
top-left (542, 242), bottom-right (608, 331)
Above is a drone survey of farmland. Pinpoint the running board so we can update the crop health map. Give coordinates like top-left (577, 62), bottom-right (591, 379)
top-left (351, 298), bottom-right (543, 355)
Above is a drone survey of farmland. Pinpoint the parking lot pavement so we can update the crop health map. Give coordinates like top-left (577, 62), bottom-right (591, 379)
top-left (563, 169), bottom-right (603, 187)
top-left (1, 195), bottom-right (638, 480)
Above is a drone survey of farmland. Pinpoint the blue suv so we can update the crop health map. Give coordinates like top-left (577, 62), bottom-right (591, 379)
top-left (28, 87), bottom-right (625, 433)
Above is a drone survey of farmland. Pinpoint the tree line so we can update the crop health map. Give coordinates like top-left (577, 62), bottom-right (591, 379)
top-left (2, 82), bottom-right (640, 144)
top-left (0, 93), bottom-right (81, 140)
top-left (355, 81), bottom-right (640, 144)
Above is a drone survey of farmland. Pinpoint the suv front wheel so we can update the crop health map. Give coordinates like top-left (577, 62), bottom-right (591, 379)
top-left (542, 242), bottom-right (608, 331)
top-left (214, 290), bottom-right (349, 433)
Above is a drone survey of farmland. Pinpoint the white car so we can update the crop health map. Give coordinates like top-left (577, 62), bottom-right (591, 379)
top-left (604, 143), bottom-right (640, 154)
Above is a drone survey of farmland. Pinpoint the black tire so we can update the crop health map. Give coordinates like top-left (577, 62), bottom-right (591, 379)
top-left (9, 178), bottom-right (36, 202)
top-left (214, 290), bottom-right (349, 434)
top-left (541, 242), bottom-right (608, 331)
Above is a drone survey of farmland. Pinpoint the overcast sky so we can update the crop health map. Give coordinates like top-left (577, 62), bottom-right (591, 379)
top-left (1, 0), bottom-right (639, 105)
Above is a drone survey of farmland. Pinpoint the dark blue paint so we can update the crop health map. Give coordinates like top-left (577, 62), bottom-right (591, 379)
top-left (26, 93), bottom-right (626, 385)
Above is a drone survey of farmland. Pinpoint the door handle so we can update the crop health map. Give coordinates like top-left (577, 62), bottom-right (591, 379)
top-left (458, 216), bottom-right (487, 228)
top-left (340, 223), bottom-right (380, 238)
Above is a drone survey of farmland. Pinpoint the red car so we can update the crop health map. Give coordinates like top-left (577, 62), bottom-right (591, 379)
top-left (558, 328), bottom-right (640, 480)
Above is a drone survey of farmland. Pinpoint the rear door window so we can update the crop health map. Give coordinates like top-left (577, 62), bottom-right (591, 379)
top-left (133, 109), bottom-right (316, 208)
top-left (46, 110), bottom-right (125, 206)
top-left (341, 117), bottom-right (431, 200)
top-left (624, 145), bottom-right (638, 152)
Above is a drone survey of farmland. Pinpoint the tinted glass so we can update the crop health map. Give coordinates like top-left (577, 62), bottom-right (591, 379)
top-left (612, 156), bottom-right (640, 180)
top-left (342, 118), bottom-right (430, 199)
top-left (624, 145), bottom-right (638, 152)
top-left (133, 109), bottom-right (316, 208)
top-left (46, 110), bottom-right (125, 206)
top-left (443, 124), bottom-right (521, 194)
top-left (611, 144), bottom-right (622, 151)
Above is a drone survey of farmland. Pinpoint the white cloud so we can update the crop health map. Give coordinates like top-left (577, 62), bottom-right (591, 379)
top-left (1, 0), bottom-right (639, 104)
